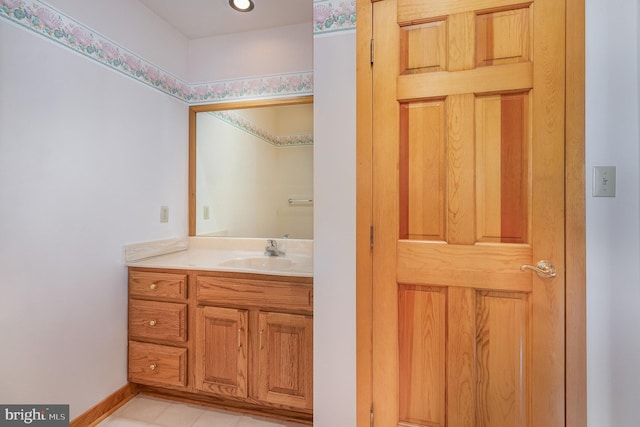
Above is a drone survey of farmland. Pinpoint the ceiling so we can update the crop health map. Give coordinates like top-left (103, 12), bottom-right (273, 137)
top-left (138, 0), bottom-right (313, 40)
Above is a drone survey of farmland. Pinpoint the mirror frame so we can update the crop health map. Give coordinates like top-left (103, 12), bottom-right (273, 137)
top-left (188, 95), bottom-right (314, 236)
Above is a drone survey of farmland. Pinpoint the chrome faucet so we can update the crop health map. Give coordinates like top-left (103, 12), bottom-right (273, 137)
top-left (264, 239), bottom-right (285, 257)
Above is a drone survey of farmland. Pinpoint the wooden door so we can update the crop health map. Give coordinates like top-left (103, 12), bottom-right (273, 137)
top-left (195, 306), bottom-right (248, 398)
top-left (370, 0), bottom-right (566, 425)
top-left (257, 311), bottom-right (313, 409)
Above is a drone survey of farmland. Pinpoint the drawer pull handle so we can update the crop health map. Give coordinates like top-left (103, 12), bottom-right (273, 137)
top-left (149, 320), bottom-right (157, 327)
top-left (259, 329), bottom-right (264, 350)
top-left (237, 328), bottom-right (241, 349)
top-left (150, 283), bottom-right (158, 290)
top-left (149, 363), bottom-right (157, 371)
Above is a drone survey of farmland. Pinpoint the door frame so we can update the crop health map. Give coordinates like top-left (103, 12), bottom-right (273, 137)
top-left (354, 0), bottom-right (586, 426)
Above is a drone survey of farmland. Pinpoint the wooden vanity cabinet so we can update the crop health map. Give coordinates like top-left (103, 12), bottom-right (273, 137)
top-left (128, 269), bottom-right (188, 390)
top-left (128, 267), bottom-right (313, 418)
top-left (195, 274), bottom-right (313, 411)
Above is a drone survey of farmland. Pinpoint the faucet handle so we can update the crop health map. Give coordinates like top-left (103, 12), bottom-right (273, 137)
top-left (265, 239), bottom-right (284, 256)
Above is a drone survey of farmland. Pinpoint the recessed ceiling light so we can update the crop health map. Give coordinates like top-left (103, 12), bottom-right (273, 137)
top-left (229, 0), bottom-right (254, 12)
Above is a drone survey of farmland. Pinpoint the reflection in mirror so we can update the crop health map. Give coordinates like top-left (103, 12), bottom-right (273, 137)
top-left (189, 97), bottom-right (313, 239)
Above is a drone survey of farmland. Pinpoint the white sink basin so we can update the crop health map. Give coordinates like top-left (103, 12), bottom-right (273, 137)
top-left (219, 256), bottom-right (294, 271)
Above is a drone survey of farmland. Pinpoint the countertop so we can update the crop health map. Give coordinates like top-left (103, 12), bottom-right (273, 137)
top-left (124, 237), bottom-right (313, 278)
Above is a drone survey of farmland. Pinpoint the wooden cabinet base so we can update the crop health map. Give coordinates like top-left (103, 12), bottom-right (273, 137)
top-left (128, 268), bottom-right (313, 423)
top-left (136, 385), bottom-right (313, 425)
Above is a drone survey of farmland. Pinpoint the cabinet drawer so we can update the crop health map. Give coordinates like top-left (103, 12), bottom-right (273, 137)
top-left (129, 271), bottom-right (187, 300)
top-left (197, 276), bottom-right (313, 313)
top-left (129, 341), bottom-right (187, 388)
top-left (130, 300), bottom-right (187, 342)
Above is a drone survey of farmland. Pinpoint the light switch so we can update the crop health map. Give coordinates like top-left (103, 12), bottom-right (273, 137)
top-left (592, 166), bottom-right (616, 197)
top-left (160, 206), bottom-right (169, 223)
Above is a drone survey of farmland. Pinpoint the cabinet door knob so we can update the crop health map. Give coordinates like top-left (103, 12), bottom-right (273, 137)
top-left (149, 319), bottom-right (157, 326)
top-left (149, 363), bottom-right (157, 371)
top-left (150, 283), bottom-right (158, 290)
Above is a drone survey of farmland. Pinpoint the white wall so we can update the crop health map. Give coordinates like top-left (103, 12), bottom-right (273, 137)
top-left (313, 30), bottom-right (357, 427)
top-left (0, 21), bottom-right (188, 418)
top-left (46, 0), bottom-right (190, 79)
top-left (188, 23), bottom-right (313, 82)
top-left (586, 0), bottom-right (640, 425)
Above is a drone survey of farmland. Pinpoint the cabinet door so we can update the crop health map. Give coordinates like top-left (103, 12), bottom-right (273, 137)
top-left (257, 312), bottom-right (313, 409)
top-left (195, 306), bottom-right (248, 398)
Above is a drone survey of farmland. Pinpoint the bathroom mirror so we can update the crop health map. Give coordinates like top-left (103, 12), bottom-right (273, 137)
top-left (189, 96), bottom-right (313, 238)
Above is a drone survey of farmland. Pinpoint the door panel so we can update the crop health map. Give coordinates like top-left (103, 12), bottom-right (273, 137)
top-left (400, 91), bottom-right (531, 245)
top-left (476, 92), bottom-right (530, 244)
top-left (257, 311), bottom-right (313, 409)
top-left (195, 306), bottom-right (248, 398)
top-left (475, 291), bottom-right (529, 427)
top-left (399, 99), bottom-right (447, 241)
top-left (371, 0), bottom-right (566, 425)
top-left (398, 285), bottom-right (447, 426)
top-left (397, 286), bottom-right (531, 427)
top-left (475, 7), bottom-right (531, 67)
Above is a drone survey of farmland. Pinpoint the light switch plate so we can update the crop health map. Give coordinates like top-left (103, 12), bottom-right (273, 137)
top-left (160, 206), bottom-right (169, 223)
top-left (592, 166), bottom-right (616, 197)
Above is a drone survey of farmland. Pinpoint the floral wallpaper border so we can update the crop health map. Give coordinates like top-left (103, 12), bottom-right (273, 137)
top-left (189, 73), bottom-right (313, 105)
top-left (313, 0), bottom-right (356, 35)
top-left (211, 111), bottom-right (314, 147)
top-left (0, 0), bottom-right (354, 104)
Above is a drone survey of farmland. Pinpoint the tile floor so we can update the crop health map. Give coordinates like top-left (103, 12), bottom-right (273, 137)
top-left (96, 395), bottom-right (309, 427)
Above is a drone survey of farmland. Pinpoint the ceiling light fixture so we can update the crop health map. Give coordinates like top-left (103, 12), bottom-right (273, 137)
top-left (229, 0), bottom-right (254, 12)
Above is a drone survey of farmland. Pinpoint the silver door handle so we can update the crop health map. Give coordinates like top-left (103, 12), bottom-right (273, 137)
top-left (520, 260), bottom-right (557, 279)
